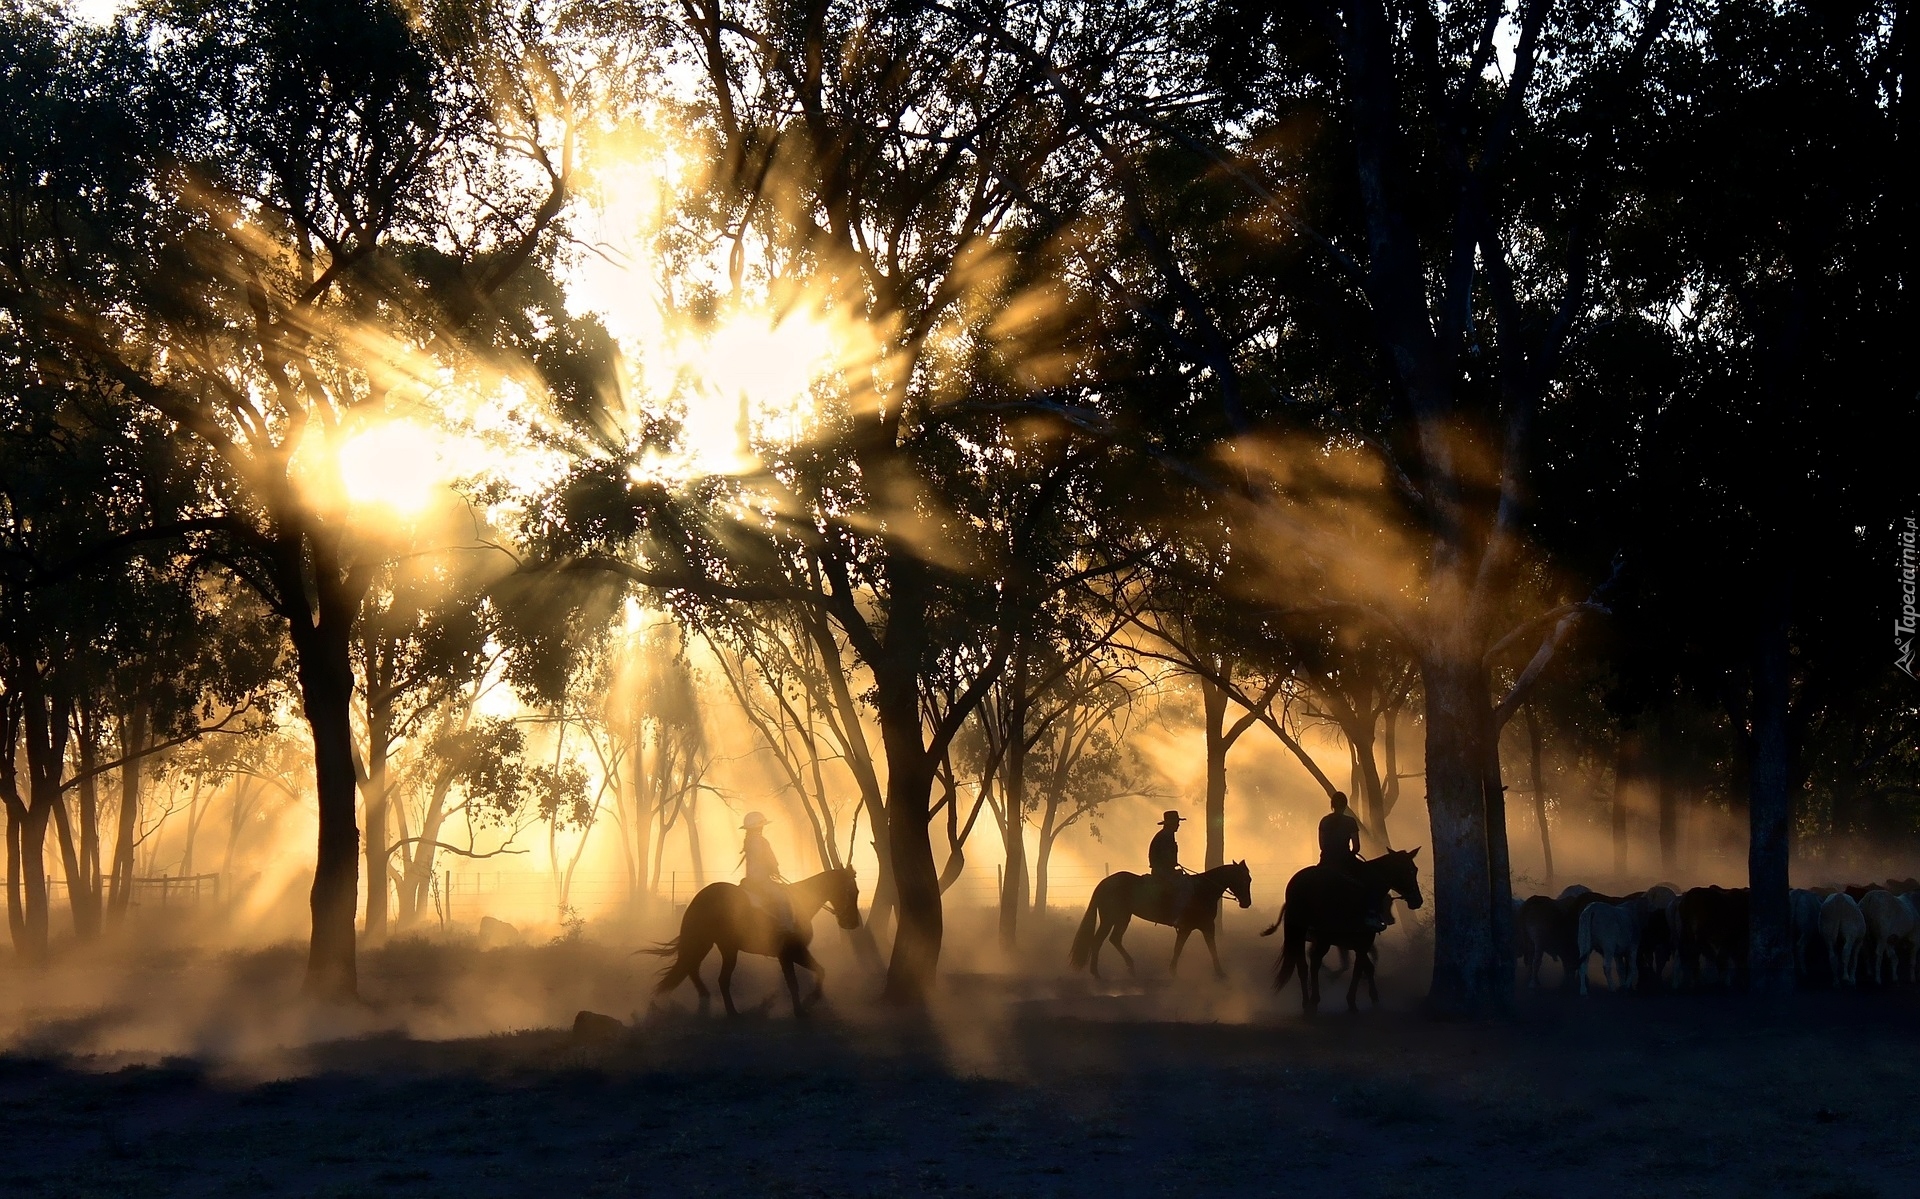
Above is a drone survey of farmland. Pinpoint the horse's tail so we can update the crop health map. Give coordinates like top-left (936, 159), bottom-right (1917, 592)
top-left (1273, 922), bottom-right (1303, 993)
top-left (1260, 903), bottom-right (1287, 938)
top-left (1069, 887), bottom-right (1104, 971)
top-left (641, 937), bottom-right (692, 993)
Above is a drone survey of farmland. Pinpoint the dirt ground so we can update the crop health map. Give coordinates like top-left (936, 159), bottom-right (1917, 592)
top-left (2, 910), bottom-right (1915, 1199)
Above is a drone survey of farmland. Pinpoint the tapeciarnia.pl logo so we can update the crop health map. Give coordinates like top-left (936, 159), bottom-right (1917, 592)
top-left (1900, 515), bottom-right (1917, 679)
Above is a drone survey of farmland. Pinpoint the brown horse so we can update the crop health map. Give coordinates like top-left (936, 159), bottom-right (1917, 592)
top-left (646, 867), bottom-right (860, 1016)
top-left (1265, 849), bottom-right (1423, 1013)
top-left (1069, 861), bottom-right (1253, 980)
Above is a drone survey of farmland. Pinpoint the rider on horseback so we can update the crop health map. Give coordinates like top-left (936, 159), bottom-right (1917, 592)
top-left (1318, 792), bottom-right (1389, 930)
top-left (1318, 792), bottom-right (1363, 873)
top-left (1149, 810), bottom-right (1192, 918)
top-left (740, 811), bottom-right (796, 937)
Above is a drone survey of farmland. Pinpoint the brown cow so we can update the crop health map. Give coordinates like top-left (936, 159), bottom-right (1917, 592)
top-left (1672, 886), bottom-right (1748, 989)
top-left (1517, 895), bottom-right (1575, 988)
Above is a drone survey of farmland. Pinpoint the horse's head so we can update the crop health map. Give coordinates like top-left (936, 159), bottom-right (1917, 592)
top-left (828, 865), bottom-right (863, 930)
top-left (1227, 860), bottom-right (1253, 909)
top-left (1383, 847), bottom-right (1424, 910)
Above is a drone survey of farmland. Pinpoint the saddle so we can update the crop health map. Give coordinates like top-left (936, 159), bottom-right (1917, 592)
top-left (743, 880), bottom-right (797, 933)
top-left (1142, 872), bottom-right (1195, 924)
top-left (1308, 860), bottom-right (1393, 934)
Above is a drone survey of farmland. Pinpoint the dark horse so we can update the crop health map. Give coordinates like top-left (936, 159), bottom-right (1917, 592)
top-left (1264, 849), bottom-right (1423, 1013)
top-left (1069, 861), bottom-right (1253, 979)
top-left (646, 867), bottom-right (860, 1016)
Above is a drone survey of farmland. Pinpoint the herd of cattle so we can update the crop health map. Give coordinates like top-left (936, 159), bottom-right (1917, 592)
top-left (1515, 879), bottom-right (1920, 992)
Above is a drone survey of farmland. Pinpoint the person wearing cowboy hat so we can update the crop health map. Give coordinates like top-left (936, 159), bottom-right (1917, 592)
top-left (1148, 810), bottom-right (1192, 919)
top-left (739, 811), bottom-right (795, 935)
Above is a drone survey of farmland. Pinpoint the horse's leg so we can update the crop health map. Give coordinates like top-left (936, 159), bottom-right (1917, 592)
top-left (1346, 952), bottom-right (1363, 1012)
top-left (1113, 922), bottom-right (1136, 979)
top-left (1366, 950), bottom-right (1380, 1006)
top-left (795, 947), bottom-right (827, 1008)
top-left (717, 947), bottom-right (741, 1017)
top-left (1170, 926), bottom-right (1192, 975)
top-left (780, 954), bottom-right (805, 1018)
top-left (680, 942), bottom-right (712, 1013)
top-left (1088, 914), bottom-right (1107, 980)
top-left (1308, 944), bottom-right (1331, 1013)
top-left (1201, 923), bottom-right (1225, 981)
top-left (1110, 916), bottom-right (1137, 976)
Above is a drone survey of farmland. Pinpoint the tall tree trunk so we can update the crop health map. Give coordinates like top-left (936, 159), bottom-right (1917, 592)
top-left (1200, 675), bottom-right (1228, 869)
top-left (876, 659), bottom-right (940, 1002)
top-left (49, 787), bottom-right (86, 937)
top-left (1348, 721), bottom-right (1391, 851)
top-left (1525, 704), bottom-right (1553, 880)
top-left (1034, 811), bottom-right (1058, 911)
top-left (73, 710), bottom-right (103, 939)
top-left (999, 654), bottom-right (1029, 949)
top-left (1482, 719), bottom-right (1515, 988)
top-left (19, 687), bottom-right (71, 962)
top-left (1653, 706), bottom-right (1679, 875)
top-left (1382, 707), bottom-right (1402, 819)
top-left (628, 745), bottom-right (651, 908)
top-left (293, 617), bottom-right (362, 1000)
top-left (803, 606), bottom-right (894, 938)
top-left (362, 693), bottom-right (393, 942)
top-left (682, 779), bottom-right (706, 888)
top-left (1419, 639), bottom-right (1506, 1018)
top-left (108, 702), bottom-right (147, 923)
top-left (1612, 725), bottom-right (1640, 878)
top-left (5, 805), bottom-right (22, 949)
top-left (1748, 586), bottom-right (1795, 993)
top-left (18, 804), bottom-right (53, 961)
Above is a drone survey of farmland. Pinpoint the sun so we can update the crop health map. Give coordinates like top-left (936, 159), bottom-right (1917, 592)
top-left (336, 420), bottom-right (444, 515)
top-left (679, 313), bottom-right (835, 473)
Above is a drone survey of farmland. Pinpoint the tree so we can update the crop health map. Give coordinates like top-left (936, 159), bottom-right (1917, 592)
top-left (0, 0), bottom-right (585, 994)
top-left (1010, 0), bottom-right (1682, 1014)
top-left (529, 0), bottom-right (1123, 1000)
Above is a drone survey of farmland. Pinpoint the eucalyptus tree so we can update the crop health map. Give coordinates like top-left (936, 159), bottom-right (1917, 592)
top-left (355, 551), bottom-right (498, 940)
top-left (973, 0), bottom-right (1684, 1014)
top-left (1, 267), bottom-right (277, 954)
top-left (392, 715), bottom-right (535, 927)
top-left (0, 0), bottom-right (598, 994)
top-left (1582, 0), bottom-right (1912, 984)
top-left (531, 0), bottom-right (1119, 1000)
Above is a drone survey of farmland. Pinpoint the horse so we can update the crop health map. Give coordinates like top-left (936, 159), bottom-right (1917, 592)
top-left (1265, 848), bottom-right (1424, 1014)
top-left (645, 867), bottom-right (861, 1016)
top-left (1068, 861), bottom-right (1254, 980)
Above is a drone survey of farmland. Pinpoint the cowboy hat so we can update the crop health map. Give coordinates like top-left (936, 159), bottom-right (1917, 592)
top-left (741, 811), bottom-right (771, 830)
top-left (1160, 811), bottom-right (1182, 827)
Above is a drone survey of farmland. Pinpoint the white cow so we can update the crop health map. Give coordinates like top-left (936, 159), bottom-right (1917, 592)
top-left (1860, 890), bottom-right (1916, 985)
top-left (1820, 892), bottom-right (1866, 986)
top-left (1577, 900), bottom-right (1639, 994)
top-left (1788, 889), bottom-right (1824, 979)
top-left (1643, 884), bottom-right (1680, 914)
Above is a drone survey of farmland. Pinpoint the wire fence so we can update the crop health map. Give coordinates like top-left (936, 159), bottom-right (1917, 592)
top-left (47, 872), bottom-right (225, 907)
